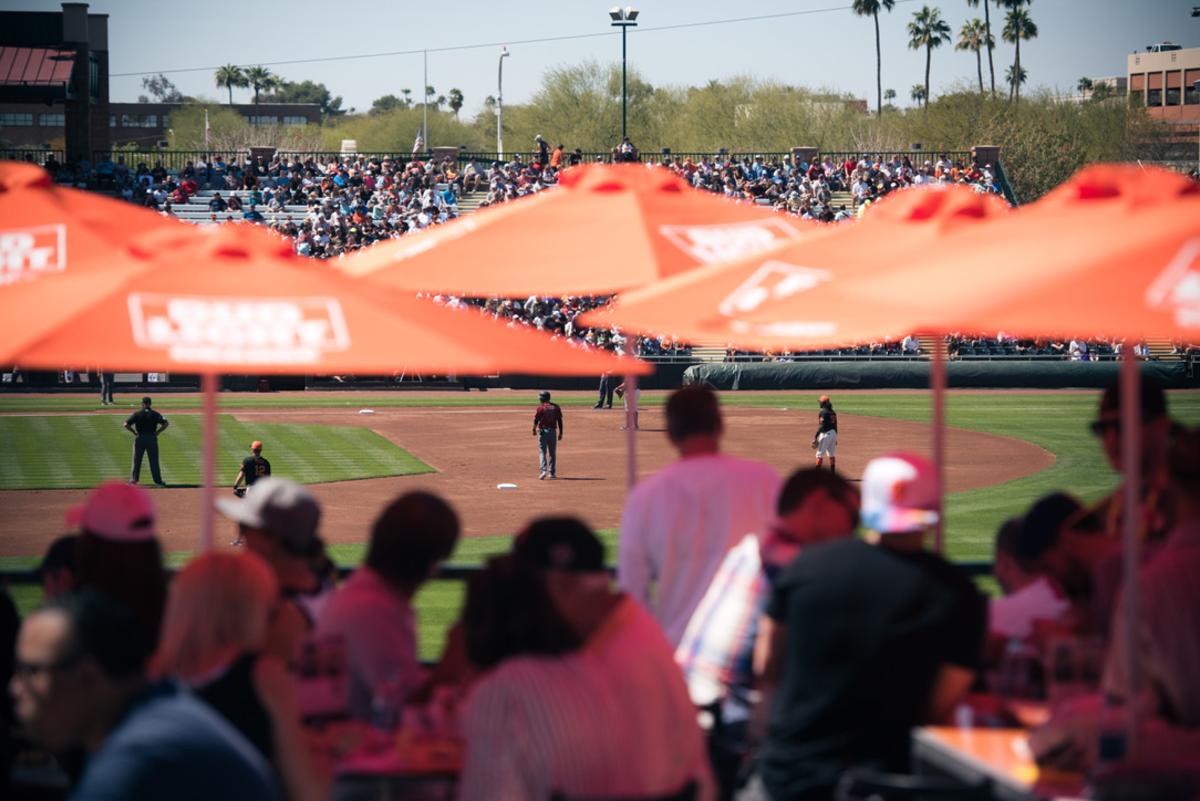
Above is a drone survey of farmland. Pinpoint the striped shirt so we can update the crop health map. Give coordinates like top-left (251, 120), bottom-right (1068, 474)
top-left (457, 596), bottom-right (715, 801)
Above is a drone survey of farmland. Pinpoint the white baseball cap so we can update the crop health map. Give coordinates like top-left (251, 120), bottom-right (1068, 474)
top-left (860, 452), bottom-right (940, 534)
top-left (67, 481), bottom-right (157, 542)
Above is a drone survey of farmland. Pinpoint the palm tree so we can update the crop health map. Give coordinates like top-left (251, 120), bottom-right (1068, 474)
top-left (1077, 76), bottom-right (1094, 95)
top-left (851, 0), bottom-right (897, 115)
top-left (401, 88), bottom-right (413, 108)
top-left (244, 66), bottom-right (278, 105)
top-left (214, 64), bottom-right (247, 106)
top-left (911, 84), bottom-right (927, 105)
top-left (907, 6), bottom-right (952, 109)
top-left (966, 0), bottom-right (996, 94)
top-left (1006, 63), bottom-right (1028, 97)
top-left (448, 88), bottom-right (465, 119)
top-left (1001, 5), bottom-right (1037, 103)
top-left (884, 88), bottom-right (897, 104)
top-left (956, 18), bottom-right (993, 93)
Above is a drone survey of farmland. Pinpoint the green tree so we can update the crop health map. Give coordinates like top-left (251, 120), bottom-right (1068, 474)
top-left (907, 6), bottom-right (952, 109)
top-left (261, 80), bottom-right (346, 117)
top-left (214, 65), bottom-right (247, 106)
top-left (1077, 76), bottom-right (1094, 95)
top-left (448, 88), bottom-right (465, 119)
top-left (138, 73), bottom-right (183, 103)
top-left (1001, 3), bottom-right (1037, 103)
top-left (244, 66), bottom-right (279, 105)
top-left (401, 88), bottom-right (413, 108)
top-left (851, 0), bottom-right (896, 115)
top-left (911, 83), bottom-right (927, 105)
top-left (370, 94), bottom-right (404, 115)
top-left (966, 0), bottom-right (997, 94)
top-left (1005, 63), bottom-right (1028, 94)
top-left (956, 18), bottom-right (993, 93)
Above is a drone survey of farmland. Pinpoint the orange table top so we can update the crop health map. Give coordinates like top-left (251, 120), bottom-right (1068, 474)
top-left (914, 727), bottom-right (1085, 801)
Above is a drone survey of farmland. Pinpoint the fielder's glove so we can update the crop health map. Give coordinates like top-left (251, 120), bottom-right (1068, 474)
top-left (810, 438), bottom-right (818, 450)
top-left (233, 487), bottom-right (246, 498)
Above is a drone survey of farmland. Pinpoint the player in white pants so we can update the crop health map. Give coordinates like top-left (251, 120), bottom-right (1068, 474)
top-left (813, 394), bottom-right (839, 472)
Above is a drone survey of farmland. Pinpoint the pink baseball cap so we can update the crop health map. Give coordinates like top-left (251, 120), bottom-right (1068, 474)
top-left (860, 452), bottom-right (940, 534)
top-left (67, 481), bottom-right (158, 542)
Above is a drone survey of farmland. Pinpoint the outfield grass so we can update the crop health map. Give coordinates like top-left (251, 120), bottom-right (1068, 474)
top-left (0, 414), bottom-right (433, 490)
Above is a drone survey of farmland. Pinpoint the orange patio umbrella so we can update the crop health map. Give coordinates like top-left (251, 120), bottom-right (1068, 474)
top-left (0, 223), bottom-right (648, 546)
top-left (340, 163), bottom-right (815, 297)
top-left (0, 160), bottom-right (180, 288)
top-left (580, 184), bottom-right (1012, 350)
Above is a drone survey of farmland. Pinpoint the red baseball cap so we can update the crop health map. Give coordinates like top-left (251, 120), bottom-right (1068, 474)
top-left (251, 441), bottom-right (263, 451)
top-left (818, 395), bottom-right (830, 403)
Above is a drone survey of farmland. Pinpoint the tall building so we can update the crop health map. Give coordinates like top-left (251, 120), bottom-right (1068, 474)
top-left (1127, 43), bottom-right (1200, 124)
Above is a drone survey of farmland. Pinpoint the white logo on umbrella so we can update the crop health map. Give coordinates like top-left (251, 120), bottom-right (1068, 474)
top-left (0, 225), bottom-right (67, 285)
top-left (128, 294), bottom-right (351, 365)
top-left (1146, 237), bottom-right (1200, 329)
top-left (659, 219), bottom-right (802, 264)
top-left (717, 261), bottom-right (837, 339)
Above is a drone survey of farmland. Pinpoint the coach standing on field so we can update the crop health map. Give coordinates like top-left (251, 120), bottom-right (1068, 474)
top-left (532, 391), bottom-right (564, 480)
top-left (124, 396), bottom-right (169, 486)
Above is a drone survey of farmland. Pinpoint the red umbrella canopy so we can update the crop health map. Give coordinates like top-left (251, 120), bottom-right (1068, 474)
top-left (340, 163), bottom-right (816, 296)
top-left (922, 164), bottom-right (1200, 341)
top-left (581, 185), bottom-right (1012, 349)
top-left (0, 223), bottom-right (650, 377)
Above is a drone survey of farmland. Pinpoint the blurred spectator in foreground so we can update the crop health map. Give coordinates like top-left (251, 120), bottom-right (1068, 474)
top-left (10, 590), bottom-right (281, 801)
top-left (1105, 425), bottom-right (1200, 730)
top-left (152, 551), bottom-right (322, 801)
top-left (316, 492), bottom-right (460, 720)
top-left (740, 453), bottom-right (986, 801)
top-left (458, 518), bottom-right (714, 801)
top-left (676, 468), bottom-right (859, 800)
top-left (1086, 374), bottom-right (1175, 546)
top-left (619, 386), bottom-right (781, 647)
top-left (990, 500), bottom-right (1075, 643)
top-left (38, 534), bottom-right (79, 600)
top-left (70, 481), bottom-right (167, 649)
top-left (218, 478), bottom-right (333, 661)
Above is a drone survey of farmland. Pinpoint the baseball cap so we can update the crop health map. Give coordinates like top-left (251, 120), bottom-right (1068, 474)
top-left (860, 452), bottom-right (940, 534)
top-left (216, 477), bottom-right (322, 556)
top-left (513, 517), bottom-right (605, 572)
top-left (539, 391), bottom-right (551, 401)
top-left (818, 394), bottom-right (830, 403)
top-left (251, 440), bottom-right (263, 451)
top-left (67, 481), bottom-right (157, 542)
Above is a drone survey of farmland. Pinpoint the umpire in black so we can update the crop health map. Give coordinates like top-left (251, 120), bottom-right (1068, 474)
top-left (124, 396), bottom-right (169, 486)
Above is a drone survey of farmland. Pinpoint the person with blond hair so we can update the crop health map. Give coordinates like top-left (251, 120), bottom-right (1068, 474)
top-left (152, 551), bottom-right (323, 801)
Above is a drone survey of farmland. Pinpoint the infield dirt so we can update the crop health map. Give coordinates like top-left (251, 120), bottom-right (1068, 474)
top-left (0, 390), bottom-right (1052, 557)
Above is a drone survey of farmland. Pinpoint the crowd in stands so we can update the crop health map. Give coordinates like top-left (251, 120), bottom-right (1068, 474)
top-left (5, 382), bottom-right (1200, 801)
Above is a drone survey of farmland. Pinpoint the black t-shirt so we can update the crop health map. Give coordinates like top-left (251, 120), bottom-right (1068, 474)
top-left (196, 653), bottom-right (274, 762)
top-left (241, 455), bottom-right (271, 486)
top-left (817, 407), bottom-right (837, 434)
top-left (126, 408), bottom-right (165, 435)
top-left (760, 538), bottom-right (986, 799)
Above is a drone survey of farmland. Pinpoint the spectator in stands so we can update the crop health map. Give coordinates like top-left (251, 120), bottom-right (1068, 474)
top-left (217, 478), bottom-right (334, 661)
top-left (741, 453), bottom-right (986, 801)
top-left (457, 518), bottom-right (715, 801)
top-left (618, 385), bottom-right (781, 647)
top-left (70, 481), bottom-right (167, 650)
top-left (316, 491), bottom-right (460, 720)
top-left (152, 551), bottom-right (323, 801)
top-left (208, 192), bottom-right (227, 213)
top-left (11, 590), bottom-right (281, 801)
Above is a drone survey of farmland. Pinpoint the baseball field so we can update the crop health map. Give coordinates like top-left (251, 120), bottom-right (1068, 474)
top-left (2, 387), bottom-right (1199, 657)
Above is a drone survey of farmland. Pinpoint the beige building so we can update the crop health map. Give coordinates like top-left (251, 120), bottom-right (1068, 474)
top-left (1128, 43), bottom-right (1200, 125)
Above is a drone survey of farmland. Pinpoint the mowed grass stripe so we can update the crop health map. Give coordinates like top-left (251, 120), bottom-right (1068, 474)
top-left (0, 415), bottom-right (434, 490)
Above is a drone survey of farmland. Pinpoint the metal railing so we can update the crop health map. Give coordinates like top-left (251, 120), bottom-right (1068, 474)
top-left (2, 148), bottom-right (66, 166)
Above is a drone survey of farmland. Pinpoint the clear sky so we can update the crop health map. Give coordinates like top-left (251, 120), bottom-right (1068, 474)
top-left (13, 0), bottom-right (1200, 113)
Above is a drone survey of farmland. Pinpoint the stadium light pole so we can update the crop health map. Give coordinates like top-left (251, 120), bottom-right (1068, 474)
top-left (609, 6), bottom-right (639, 142)
top-left (497, 46), bottom-right (510, 159)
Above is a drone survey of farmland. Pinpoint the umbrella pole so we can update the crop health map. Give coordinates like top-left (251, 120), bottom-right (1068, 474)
top-left (625, 372), bottom-right (638, 490)
top-left (931, 335), bottom-right (947, 553)
top-left (201, 372), bottom-right (217, 551)
top-left (1119, 349), bottom-right (1141, 755)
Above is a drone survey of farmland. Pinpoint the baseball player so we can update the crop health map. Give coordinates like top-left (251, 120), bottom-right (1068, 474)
top-left (124, 396), bottom-right (169, 486)
top-left (233, 440), bottom-right (272, 497)
top-left (616, 381), bottom-right (640, 430)
top-left (812, 394), bottom-right (839, 472)
top-left (532, 390), bottom-right (564, 480)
